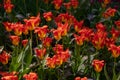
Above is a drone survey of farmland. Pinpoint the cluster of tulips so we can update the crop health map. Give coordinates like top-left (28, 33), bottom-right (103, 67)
top-left (0, 0), bottom-right (120, 80)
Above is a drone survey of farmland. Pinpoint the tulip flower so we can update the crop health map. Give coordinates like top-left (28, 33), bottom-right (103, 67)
top-left (46, 49), bottom-right (70, 68)
top-left (110, 28), bottom-right (120, 41)
top-left (96, 23), bottom-right (106, 32)
top-left (4, 3), bottom-right (14, 13)
top-left (22, 39), bottom-right (28, 47)
top-left (108, 44), bottom-right (120, 58)
top-left (34, 25), bottom-right (48, 40)
top-left (74, 34), bottom-right (85, 46)
top-left (0, 71), bottom-right (18, 80)
top-left (12, 23), bottom-right (23, 36)
top-left (46, 57), bottom-right (56, 68)
top-left (92, 59), bottom-right (104, 72)
top-left (105, 38), bottom-right (115, 47)
top-left (74, 20), bottom-right (84, 32)
top-left (57, 22), bottom-right (69, 36)
top-left (3, 22), bottom-right (12, 32)
top-left (0, 51), bottom-right (10, 65)
top-left (103, 8), bottom-right (117, 18)
top-left (53, 29), bottom-right (62, 41)
top-left (70, 0), bottom-right (79, 9)
top-left (1, 75), bottom-right (18, 80)
top-left (23, 72), bottom-right (38, 80)
top-left (24, 13), bottom-right (40, 31)
top-left (43, 12), bottom-right (53, 22)
top-left (10, 35), bottom-right (20, 46)
top-left (78, 28), bottom-right (93, 41)
top-left (34, 48), bottom-right (46, 59)
top-left (52, 0), bottom-right (63, 10)
top-left (42, 37), bottom-right (52, 47)
top-left (74, 77), bottom-right (88, 80)
top-left (63, 2), bottom-right (71, 10)
top-left (92, 31), bottom-right (107, 50)
top-left (21, 25), bottom-right (29, 35)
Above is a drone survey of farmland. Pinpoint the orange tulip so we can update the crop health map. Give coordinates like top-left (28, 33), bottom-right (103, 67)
top-left (1, 75), bottom-right (18, 80)
top-left (55, 13), bottom-right (76, 24)
top-left (55, 49), bottom-right (70, 66)
top-left (96, 23), bottom-right (106, 32)
top-left (23, 72), bottom-right (38, 80)
top-left (75, 77), bottom-right (81, 80)
top-left (105, 38), bottom-right (115, 47)
top-left (22, 25), bottom-right (29, 35)
top-left (0, 71), bottom-right (18, 77)
top-left (3, 22), bottom-right (12, 32)
top-left (10, 35), bottom-right (20, 46)
top-left (110, 28), bottom-right (120, 41)
top-left (92, 31), bottom-right (107, 50)
top-left (103, 8), bottom-right (117, 18)
top-left (57, 22), bottom-right (69, 36)
top-left (70, 0), bottom-right (79, 9)
top-left (74, 20), bottom-right (84, 32)
top-left (24, 13), bottom-right (40, 31)
top-left (34, 25), bottom-right (48, 40)
top-left (74, 34), bottom-right (85, 46)
top-left (34, 48), bottom-right (46, 59)
top-left (92, 59), bottom-right (104, 72)
top-left (52, 0), bottom-right (63, 10)
top-left (81, 77), bottom-right (88, 80)
top-left (78, 28), bottom-right (93, 41)
top-left (63, 2), bottom-right (71, 10)
top-left (12, 23), bottom-right (23, 36)
top-left (22, 39), bottom-right (28, 47)
top-left (46, 57), bottom-right (56, 68)
top-left (108, 44), bottom-right (120, 58)
top-left (42, 37), bottom-right (52, 47)
top-left (4, 3), bottom-right (14, 13)
top-left (0, 51), bottom-right (10, 65)
top-left (0, 71), bottom-right (18, 80)
top-left (60, 49), bottom-right (70, 62)
top-left (43, 12), bottom-right (53, 22)
top-left (53, 44), bottom-right (64, 54)
top-left (46, 49), bottom-right (70, 68)
top-left (53, 29), bottom-right (62, 41)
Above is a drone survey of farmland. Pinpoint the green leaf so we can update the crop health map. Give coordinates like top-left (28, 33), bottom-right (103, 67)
top-left (117, 73), bottom-right (120, 80)
top-left (104, 64), bottom-right (110, 80)
top-left (9, 56), bottom-right (21, 72)
top-left (23, 39), bottom-right (33, 68)
top-left (9, 47), bottom-right (21, 72)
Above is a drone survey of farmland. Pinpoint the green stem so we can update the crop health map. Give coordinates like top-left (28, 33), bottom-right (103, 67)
top-left (16, 45), bottom-right (19, 56)
top-left (104, 64), bottom-right (110, 80)
top-left (96, 72), bottom-right (100, 80)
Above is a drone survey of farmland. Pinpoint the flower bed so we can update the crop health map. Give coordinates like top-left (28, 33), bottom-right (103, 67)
top-left (0, 0), bottom-right (120, 80)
